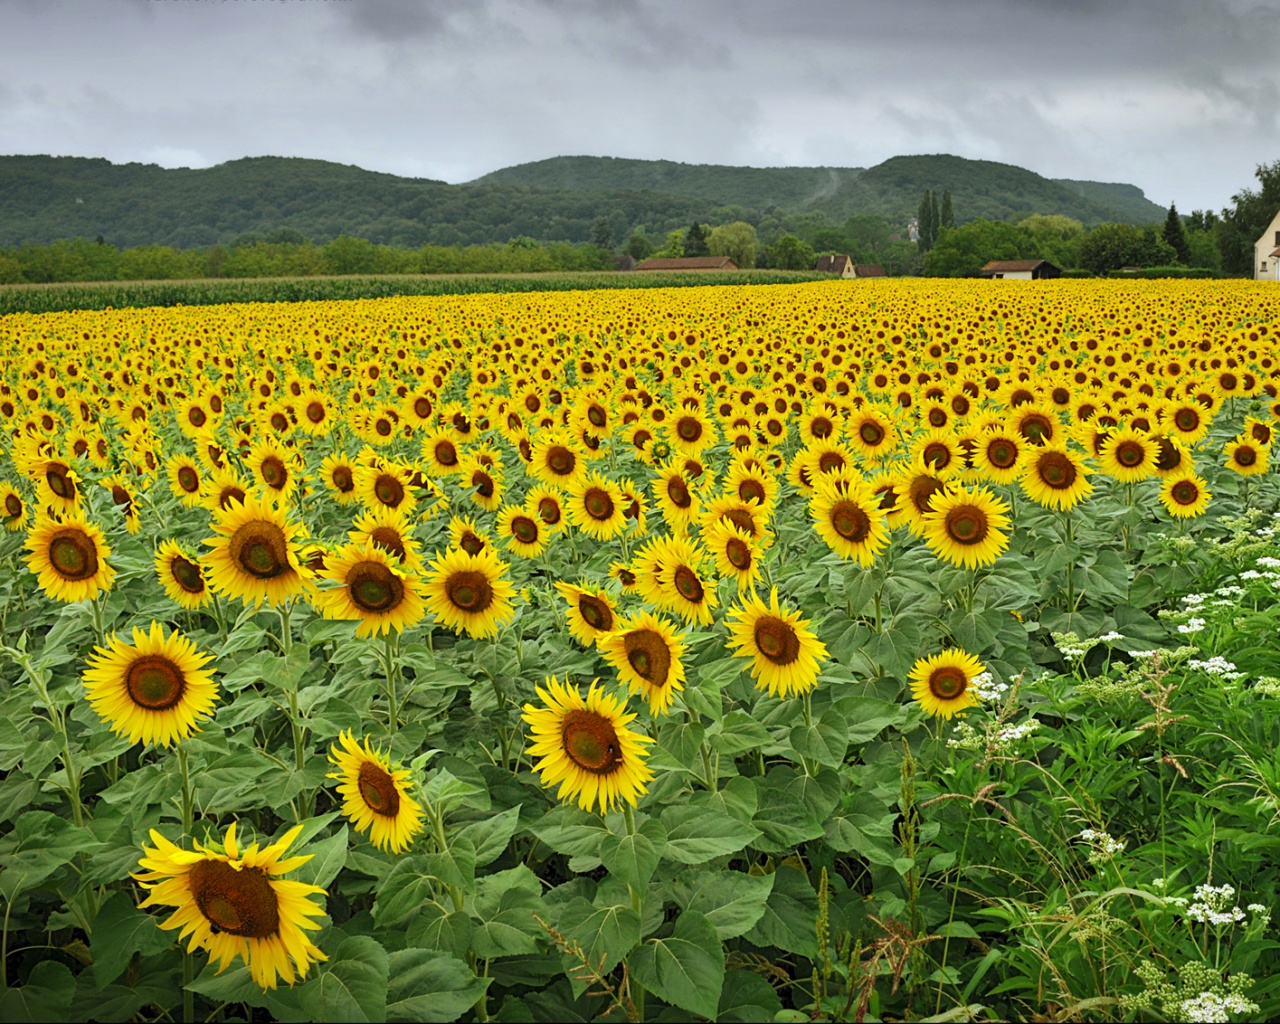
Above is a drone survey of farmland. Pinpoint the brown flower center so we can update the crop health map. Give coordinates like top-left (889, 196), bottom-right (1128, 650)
top-left (188, 407), bottom-right (207, 428)
top-left (584, 487), bottom-right (614, 521)
top-left (1113, 441), bottom-right (1146, 468)
top-left (724, 508), bottom-right (757, 537)
top-left (357, 759), bottom-right (402, 817)
top-left (738, 479), bottom-right (766, 504)
top-left (754, 616), bottom-right (801, 666)
top-left (922, 442), bottom-right (952, 470)
top-left (177, 466), bottom-right (200, 493)
top-left (306, 401), bottom-right (326, 424)
top-left (171, 556), bottom-right (205, 594)
top-left (374, 474), bottom-right (405, 507)
top-left (413, 397), bottom-right (432, 419)
top-left (578, 594), bottom-right (614, 632)
top-left (726, 537), bottom-right (752, 571)
top-left (111, 485), bottom-right (132, 515)
top-left (666, 477), bottom-right (692, 509)
top-left (830, 500), bottom-right (871, 543)
top-left (1174, 408), bottom-right (1199, 432)
top-left (369, 527), bottom-right (407, 561)
top-left (536, 496), bottom-right (562, 526)
top-left (909, 476), bottom-right (945, 514)
top-left (818, 451), bottom-right (845, 474)
top-left (349, 561), bottom-right (404, 613)
top-left (4, 493), bottom-right (22, 518)
top-left (445, 570), bottom-right (492, 613)
top-left (624, 628), bottom-right (672, 686)
top-left (1036, 452), bottom-right (1077, 489)
top-left (944, 504), bottom-right (988, 546)
top-left (1234, 445), bottom-right (1258, 466)
top-left (511, 515), bottom-right (539, 544)
top-left (587, 404), bottom-right (608, 428)
top-left (46, 463), bottom-right (75, 500)
top-left (434, 440), bottom-right (459, 467)
top-left (331, 465), bottom-right (355, 493)
top-left (459, 532), bottom-right (485, 556)
top-left (48, 529), bottom-right (99, 580)
top-left (673, 565), bottom-right (704, 604)
top-left (859, 420), bottom-right (886, 446)
top-left (929, 666), bottom-right (968, 701)
top-left (125, 654), bottom-right (186, 710)
top-left (189, 860), bottom-right (280, 939)
top-left (545, 446), bottom-right (575, 476)
top-left (987, 438), bottom-right (1018, 469)
top-left (1018, 413), bottom-right (1053, 445)
top-left (810, 416), bottom-right (834, 439)
top-left (1171, 480), bottom-right (1200, 505)
top-left (676, 416), bottom-right (702, 442)
top-left (561, 709), bottom-right (622, 774)
top-left (928, 408), bottom-right (948, 428)
top-left (1155, 438), bottom-right (1182, 472)
top-left (228, 521), bottom-right (290, 579)
top-left (260, 456), bottom-right (288, 490)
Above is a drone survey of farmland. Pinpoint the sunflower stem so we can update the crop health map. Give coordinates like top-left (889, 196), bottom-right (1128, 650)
top-left (277, 598), bottom-right (293, 656)
top-left (382, 631), bottom-right (401, 735)
top-left (178, 745), bottom-right (194, 836)
top-left (90, 593), bottom-right (106, 647)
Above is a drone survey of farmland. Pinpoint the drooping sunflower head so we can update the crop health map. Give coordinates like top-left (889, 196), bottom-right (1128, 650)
top-left (650, 534), bottom-right (718, 626)
top-left (134, 822), bottom-right (328, 991)
top-left (554, 580), bottom-right (618, 648)
top-left (203, 492), bottom-right (311, 608)
top-left (25, 512), bottom-right (116, 603)
top-left (705, 515), bottom-right (764, 593)
top-left (909, 649), bottom-right (985, 719)
top-left (423, 545), bottom-right (516, 639)
top-left (327, 731), bottom-right (425, 854)
top-left (725, 587), bottom-right (828, 700)
top-left (155, 539), bottom-right (212, 610)
top-left (522, 677), bottom-right (655, 813)
top-left (84, 620), bottom-right (218, 747)
top-left (922, 485), bottom-right (1012, 570)
top-left (597, 611), bottom-right (688, 715)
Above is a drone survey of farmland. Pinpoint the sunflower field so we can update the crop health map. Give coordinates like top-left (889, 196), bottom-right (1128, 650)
top-left (2, 279), bottom-right (1280, 1023)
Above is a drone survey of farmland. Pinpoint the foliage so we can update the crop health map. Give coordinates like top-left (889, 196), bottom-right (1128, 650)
top-left (1163, 203), bottom-right (1193, 265)
top-left (707, 221), bottom-right (760, 269)
top-left (922, 219), bottom-right (1036, 277)
top-left (763, 234), bottom-right (816, 271)
top-left (682, 222), bottom-right (711, 258)
top-left (1078, 223), bottom-right (1178, 276)
top-left (1217, 159), bottom-right (1280, 276)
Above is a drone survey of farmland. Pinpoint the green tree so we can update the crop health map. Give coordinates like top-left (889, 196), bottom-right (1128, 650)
top-left (1162, 203), bottom-right (1192, 264)
top-left (651, 228), bottom-right (686, 259)
top-left (590, 216), bottom-right (613, 251)
top-left (1077, 223), bottom-right (1177, 275)
top-left (939, 189), bottom-right (954, 230)
top-left (917, 191), bottom-right (935, 252)
top-left (0, 252), bottom-right (23, 284)
top-left (1187, 229), bottom-right (1222, 271)
top-left (1186, 209), bottom-right (1220, 233)
top-left (707, 221), bottom-right (759, 268)
top-left (683, 222), bottom-right (711, 257)
top-left (624, 229), bottom-right (654, 262)
top-left (1217, 159), bottom-right (1280, 275)
top-left (768, 234), bottom-right (815, 270)
top-left (923, 219), bottom-right (1036, 277)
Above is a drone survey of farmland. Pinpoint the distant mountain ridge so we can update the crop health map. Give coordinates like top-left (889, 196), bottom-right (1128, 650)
top-left (0, 152), bottom-right (1166, 250)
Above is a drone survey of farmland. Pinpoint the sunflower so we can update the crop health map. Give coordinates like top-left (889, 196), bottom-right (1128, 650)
top-left (155, 539), bottom-right (212, 610)
top-left (496, 503), bottom-right (549, 559)
top-left (1098, 427), bottom-right (1159, 483)
top-left (314, 542), bottom-right (426, 637)
top-left (202, 467), bottom-right (251, 513)
top-left (700, 494), bottom-right (770, 548)
top-left (566, 471), bottom-right (627, 541)
top-left (298, 392), bottom-right (333, 437)
top-left (83, 621), bottom-right (218, 746)
top-left (134, 822), bottom-right (327, 990)
top-left (1020, 445), bottom-right (1094, 511)
top-left (525, 484), bottom-right (567, 534)
top-left (597, 611), bottom-right (688, 715)
top-left (25, 512), bottom-right (116, 603)
top-left (911, 429), bottom-right (965, 479)
top-left (652, 463), bottom-right (701, 532)
top-left (1151, 434), bottom-right (1192, 478)
top-left (457, 455), bottom-right (504, 513)
top-left (922, 486), bottom-right (1011, 569)
top-left (972, 430), bottom-right (1025, 485)
top-left (724, 460), bottom-right (778, 515)
top-left (809, 478), bottom-right (889, 566)
top-left (420, 428), bottom-right (464, 477)
top-left (447, 514), bottom-right (491, 557)
top-left (725, 587), bottom-right (828, 700)
top-left (246, 440), bottom-right (300, 498)
top-left (1224, 436), bottom-right (1269, 476)
top-left (650, 535), bottom-right (717, 626)
top-left (846, 405), bottom-right (898, 461)
top-left (327, 731), bottom-right (425, 853)
top-left (555, 581), bottom-right (618, 648)
top-left (422, 545), bottom-right (516, 639)
top-left (32, 457), bottom-right (81, 516)
top-left (101, 474), bottom-right (142, 534)
top-left (705, 516), bottom-right (764, 593)
top-left (1164, 400), bottom-right (1212, 445)
top-left (528, 431), bottom-right (585, 488)
top-left (669, 407), bottom-right (716, 456)
top-left (349, 504), bottom-right (425, 572)
top-left (896, 466), bottom-right (950, 535)
top-left (320, 453), bottom-right (360, 505)
top-left (204, 492), bottom-right (311, 608)
top-left (522, 676), bottom-right (655, 813)
top-left (167, 454), bottom-right (205, 507)
top-left (1011, 404), bottom-right (1058, 447)
top-left (609, 559), bottom-right (639, 592)
top-left (909, 649), bottom-right (985, 719)
top-left (1159, 472), bottom-right (1212, 519)
top-left (0, 482), bottom-right (27, 532)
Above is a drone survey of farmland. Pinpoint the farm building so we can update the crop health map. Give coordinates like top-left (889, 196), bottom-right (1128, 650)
top-left (1256, 208), bottom-right (1280, 281)
top-left (980, 259), bottom-right (1061, 280)
top-left (816, 255), bottom-right (887, 278)
top-left (635, 256), bottom-right (738, 271)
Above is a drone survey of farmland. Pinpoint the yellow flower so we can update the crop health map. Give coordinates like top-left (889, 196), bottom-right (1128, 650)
top-left (327, 731), bottom-right (425, 853)
top-left (314, 541), bottom-right (426, 637)
top-left (725, 587), bottom-right (828, 699)
top-left (555, 581), bottom-right (618, 648)
top-left (25, 512), bottom-right (116, 603)
top-left (155, 539), bottom-right (212, 610)
top-left (422, 545), bottom-right (516, 639)
top-left (909, 649), bottom-right (985, 719)
top-left (597, 611), bottom-right (687, 715)
top-left (203, 492), bottom-right (310, 608)
top-left (922, 486), bottom-right (1011, 569)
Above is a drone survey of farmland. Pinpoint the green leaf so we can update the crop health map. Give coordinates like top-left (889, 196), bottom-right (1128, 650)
top-left (405, 906), bottom-right (474, 960)
top-left (373, 855), bottom-right (437, 927)
top-left (90, 891), bottom-right (174, 987)
top-left (681, 869), bottom-right (775, 939)
top-left (0, 960), bottom-right (75, 1023)
top-left (743, 865), bottom-right (820, 958)
top-left (455, 804), bottom-right (521, 867)
top-left (600, 819), bottom-right (666, 888)
top-left (557, 896), bottom-right (641, 976)
top-left (300, 935), bottom-right (390, 1023)
top-left (706, 709), bottom-right (772, 756)
top-left (837, 695), bottom-right (908, 744)
top-left (386, 949), bottom-right (489, 1023)
top-left (789, 705), bottom-right (848, 767)
top-left (293, 827), bottom-right (348, 890)
top-left (654, 719), bottom-right (705, 772)
top-left (660, 805), bottom-right (760, 864)
top-left (470, 888), bottom-right (545, 958)
top-left (428, 835), bottom-right (477, 894)
top-left (0, 810), bottom-right (101, 900)
top-left (526, 805), bottom-right (610, 858)
top-left (629, 909), bottom-right (725, 1021)
top-left (751, 780), bottom-right (825, 853)
top-left (718, 969), bottom-right (785, 1023)
top-left (185, 963), bottom-right (309, 1022)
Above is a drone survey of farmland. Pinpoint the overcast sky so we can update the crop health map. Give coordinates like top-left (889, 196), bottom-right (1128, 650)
top-left (2, 0), bottom-right (1278, 212)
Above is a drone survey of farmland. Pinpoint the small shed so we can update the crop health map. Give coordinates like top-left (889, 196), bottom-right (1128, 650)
top-left (1255, 208), bottom-right (1280, 281)
top-left (980, 259), bottom-right (1061, 280)
top-left (635, 256), bottom-right (738, 271)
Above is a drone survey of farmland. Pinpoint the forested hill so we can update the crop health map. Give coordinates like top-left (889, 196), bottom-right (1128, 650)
top-left (469, 156), bottom-right (864, 213)
top-left (0, 152), bottom-right (1167, 250)
top-left (472, 154), bottom-right (1167, 227)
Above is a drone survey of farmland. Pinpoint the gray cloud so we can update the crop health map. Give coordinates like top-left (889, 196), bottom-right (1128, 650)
top-left (0, 0), bottom-right (1276, 212)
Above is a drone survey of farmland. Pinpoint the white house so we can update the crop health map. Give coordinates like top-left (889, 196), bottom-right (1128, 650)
top-left (1257, 208), bottom-right (1280, 281)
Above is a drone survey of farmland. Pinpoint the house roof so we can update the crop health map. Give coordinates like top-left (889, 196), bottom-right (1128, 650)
top-left (635, 256), bottom-right (737, 271)
top-left (981, 260), bottom-right (1054, 273)
top-left (1270, 247), bottom-right (1280, 258)
top-left (816, 254), bottom-right (852, 271)
top-left (853, 263), bottom-right (886, 277)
